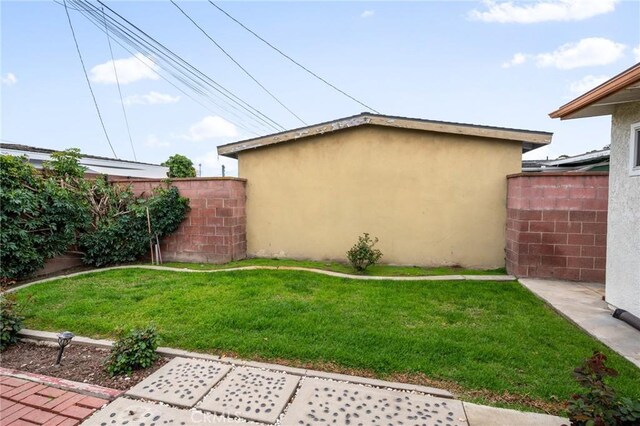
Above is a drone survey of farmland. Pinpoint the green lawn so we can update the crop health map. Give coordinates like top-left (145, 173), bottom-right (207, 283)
top-left (16, 269), bottom-right (640, 414)
top-left (161, 257), bottom-right (508, 276)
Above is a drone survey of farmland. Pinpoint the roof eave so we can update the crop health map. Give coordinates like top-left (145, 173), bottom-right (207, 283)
top-left (218, 113), bottom-right (552, 158)
top-left (550, 62), bottom-right (640, 120)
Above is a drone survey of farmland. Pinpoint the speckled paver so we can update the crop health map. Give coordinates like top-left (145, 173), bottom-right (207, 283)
top-left (126, 357), bottom-right (231, 408)
top-left (83, 397), bottom-right (261, 425)
top-left (281, 377), bottom-right (467, 426)
top-left (199, 366), bottom-right (300, 423)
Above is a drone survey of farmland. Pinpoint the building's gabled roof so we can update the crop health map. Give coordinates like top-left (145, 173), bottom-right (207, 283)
top-left (0, 143), bottom-right (168, 179)
top-left (218, 113), bottom-right (553, 158)
top-left (550, 63), bottom-right (640, 120)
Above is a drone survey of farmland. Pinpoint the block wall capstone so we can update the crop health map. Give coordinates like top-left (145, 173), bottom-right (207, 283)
top-left (506, 172), bottom-right (608, 283)
top-left (113, 177), bottom-right (247, 264)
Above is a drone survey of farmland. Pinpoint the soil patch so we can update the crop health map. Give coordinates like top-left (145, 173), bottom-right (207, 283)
top-left (0, 341), bottom-right (168, 390)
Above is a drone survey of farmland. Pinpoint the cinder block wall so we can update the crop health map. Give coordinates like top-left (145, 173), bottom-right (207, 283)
top-left (113, 177), bottom-right (247, 264)
top-left (506, 172), bottom-right (608, 283)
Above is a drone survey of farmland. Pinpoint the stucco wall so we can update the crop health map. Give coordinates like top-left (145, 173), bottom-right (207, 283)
top-left (606, 102), bottom-right (640, 317)
top-left (238, 126), bottom-right (522, 268)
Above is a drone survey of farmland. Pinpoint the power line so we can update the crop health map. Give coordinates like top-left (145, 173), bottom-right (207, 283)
top-left (170, 0), bottom-right (307, 126)
top-left (102, 7), bottom-right (137, 161)
top-left (60, 0), bottom-right (282, 135)
top-left (62, 0), bottom-right (118, 158)
top-left (208, 1), bottom-right (380, 114)
top-left (95, 0), bottom-right (286, 132)
top-left (67, 1), bottom-right (263, 136)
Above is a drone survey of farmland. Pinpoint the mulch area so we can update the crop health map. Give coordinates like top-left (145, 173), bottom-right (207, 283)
top-left (0, 341), bottom-right (168, 391)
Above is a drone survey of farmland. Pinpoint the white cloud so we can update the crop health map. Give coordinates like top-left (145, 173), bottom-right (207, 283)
top-left (361, 10), bottom-right (375, 18)
top-left (196, 149), bottom-right (238, 177)
top-left (145, 134), bottom-right (170, 148)
top-left (89, 54), bottom-right (159, 84)
top-left (1, 72), bottom-right (17, 86)
top-left (504, 38), bottom-right (625, 70)
top-left (469, 0), bottom-right (617, 24)
top-left (182, 116), bottom-right (238, 141)
top-left (569, 74), bottom-right (609, 94)
top-left (537, 38), bottom-right (625, 69)
top-left (502, 53), bottom-right (528, 68)
top-left (123, 91), bottom-right (180, 106)
top-left (634, 45), bottom-right (640, 62)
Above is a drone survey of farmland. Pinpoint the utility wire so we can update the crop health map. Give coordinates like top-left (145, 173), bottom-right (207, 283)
top-left (67, 1), bottom-right (263, 136)
top-left (62, 0), bottom-right (118, 158)
top-left (95, 0), bottom-right (286, 132)
top-left (208, 1), bottom-right (380, 114)
top-left (170, 0), bottom-right (307, 126)
top-left (102, 7), bottom-right (137, 160)
top-left (62, 0), bottom-right (278, 135)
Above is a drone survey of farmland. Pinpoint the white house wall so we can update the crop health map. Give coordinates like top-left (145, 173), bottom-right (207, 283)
top-left (606, 102), bottom-right (640, 318)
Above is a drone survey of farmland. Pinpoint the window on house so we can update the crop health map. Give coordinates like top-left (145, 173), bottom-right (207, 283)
top-left (631, 123), bottom-right (640, 176)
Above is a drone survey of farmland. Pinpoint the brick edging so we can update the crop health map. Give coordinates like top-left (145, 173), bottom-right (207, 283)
top-left (0, 367), bottom-right (122, 401)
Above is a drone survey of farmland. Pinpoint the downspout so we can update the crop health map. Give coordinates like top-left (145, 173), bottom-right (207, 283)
top-left (612, 309), bottom-right (640, 332)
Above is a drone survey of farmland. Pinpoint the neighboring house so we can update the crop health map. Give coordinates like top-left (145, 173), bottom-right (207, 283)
top-left (0, 143), bottom-right (168, 179)
top-left (218, 113), bottom-right (551, 268)
top-left (522, 148), bottom-right (610, 172)
top-left (550, 63), bottom-right (640, 319)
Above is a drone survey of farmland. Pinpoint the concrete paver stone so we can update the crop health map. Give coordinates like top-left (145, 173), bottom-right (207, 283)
top-left (199, 366), bottom-right (300, 423)
top-left (83, 397), bottom-right (261, 425)
top-left (281, 377), bottom-right (467, 426)
top-left (126, 357), bottom-right (231, 408)
top-left (463, 402), bottom-right (567, 426)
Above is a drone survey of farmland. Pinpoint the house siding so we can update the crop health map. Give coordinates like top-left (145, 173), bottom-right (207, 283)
top-left (606, 102), bottom-right (640, 317)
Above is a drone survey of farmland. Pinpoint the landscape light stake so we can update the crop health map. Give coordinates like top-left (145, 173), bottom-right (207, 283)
top-left (55, 331), bottom-right (74, 366)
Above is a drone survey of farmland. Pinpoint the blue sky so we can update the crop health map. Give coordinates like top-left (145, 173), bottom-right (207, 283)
top-left (2, 0), bottom-right (639, 176)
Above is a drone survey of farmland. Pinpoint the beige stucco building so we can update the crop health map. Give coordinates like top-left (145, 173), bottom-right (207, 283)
top-left (219, 113), bottom-right (551, 268)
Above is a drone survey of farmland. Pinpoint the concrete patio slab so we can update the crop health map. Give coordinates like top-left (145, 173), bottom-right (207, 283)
top-left (126, 357), bottom-right (231, 408)
top-left (199, 366), bottom-right (300, 423)
top-left (281, 377), bottom-right (467, 426)
top-left (83, 397), bottom-right (261, 425)
top-left (463, 402), bottom-right (567, 426)
top-left (519, 278), bottom-right (640, 368)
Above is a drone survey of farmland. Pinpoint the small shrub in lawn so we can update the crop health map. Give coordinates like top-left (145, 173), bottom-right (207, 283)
top-left (0, 285), bottom-right (24, 351)
top-left (567, 351), bottom-right (640, 425)
top-left (106, 325), bottom-right (159, 376)
top-left (346, 233), bottom-right (383, 272)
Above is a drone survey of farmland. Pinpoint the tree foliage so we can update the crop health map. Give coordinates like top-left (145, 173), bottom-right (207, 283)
top-left (162, 154), bottom-right (196, 178)
top-left (0, 150), bottom-right (189, 279)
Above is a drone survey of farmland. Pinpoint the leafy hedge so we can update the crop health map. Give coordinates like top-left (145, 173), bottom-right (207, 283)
top-left (0, 150), bottom-right (189, 280)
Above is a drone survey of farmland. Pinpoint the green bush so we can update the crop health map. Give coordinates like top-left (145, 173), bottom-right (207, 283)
top-left (0, 154), bottom-right (88, 280)
top-left (80, 183), bottom-right (189, 267)
top-left (105, 325), bottom-right (159, 376)
top-left (0, 150), bottom-right (189, 278)
top-left (346, 233), bottom-right (383, 272)
top-left (0, 290), bottom-right (24, 351)
top-left (568, 351), bottom-right (640, 425)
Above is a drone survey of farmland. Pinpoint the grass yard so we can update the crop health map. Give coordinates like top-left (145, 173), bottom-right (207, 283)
top-left (162, 257), bottom-right (507, 276)
top-left (16, 268), bottom-right (640, 414)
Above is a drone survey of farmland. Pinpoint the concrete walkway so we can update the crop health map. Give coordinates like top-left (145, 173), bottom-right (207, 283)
top-left (83, 356), bottom-right (567, 426)
top-left (520, 278), bottom-right (640, 369)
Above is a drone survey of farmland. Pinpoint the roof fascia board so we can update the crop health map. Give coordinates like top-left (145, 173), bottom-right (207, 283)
top-left (218, 114), bottom-right (552, 158)
top-left (549, 63), bottom-right (640, 119)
